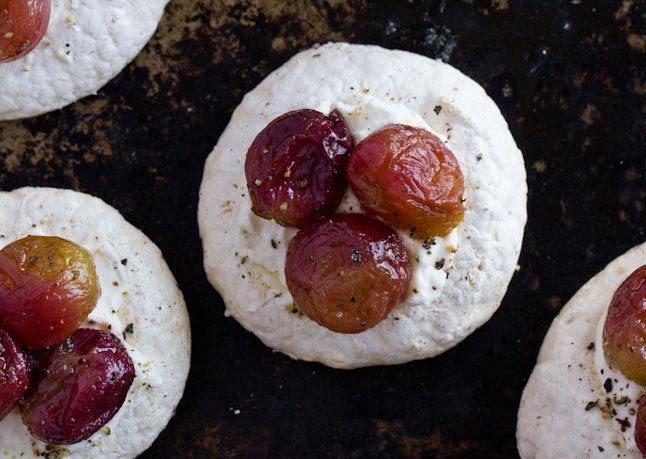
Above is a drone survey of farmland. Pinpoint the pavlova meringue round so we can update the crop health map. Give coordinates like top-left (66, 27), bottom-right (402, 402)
top-left (0, 0), bottom-right (169, 120)
top-left (0, 187), bottom-right (190, 459)
top-left (517, 242), bottom-right (646, 459)
top-left (198, 42), bottom-right (527, 369)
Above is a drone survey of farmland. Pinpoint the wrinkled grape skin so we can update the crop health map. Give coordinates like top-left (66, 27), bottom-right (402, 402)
top-left (603, 265), bottom-right (646, 385)
top-left (347, 124), bottom-right (465, 239)
top-left (0, 236), bottom-right (101, 349)
top-left (0, 0), bottom-right (51, 63)
top-left (285, 214), bottom-right (411, 334)
top-left (21, 328), bottom-right (135, 445)
top-left (245, 109), bottom-right (354, 228)
top-left (0, 327), bottom-right (29, 421)
top-left (635, 394), bottom-right (646, 454)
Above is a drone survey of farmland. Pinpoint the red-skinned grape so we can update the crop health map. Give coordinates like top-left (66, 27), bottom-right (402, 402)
top-left (0, 327), bottom-right (29, 421)
top-left (347, 124), bottom-right (465, 239)
top-left (0, 0), bottom-right (51, 63)
top-left (245, 109), bottom-right (353, 227)
top-left (635, 394), bottom-right (646, 454)
top-left (285, 214), bottom-right (411, 333)
top-left (21, 328), bottom-right (135, 445)
top-left (0, 236), bottom-right (101, 349)
top-left (603, 265), bottom-right (646, 385)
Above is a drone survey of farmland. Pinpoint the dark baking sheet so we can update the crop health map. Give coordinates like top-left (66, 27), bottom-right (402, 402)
top-left (1, 0), bottom-right (645, 457)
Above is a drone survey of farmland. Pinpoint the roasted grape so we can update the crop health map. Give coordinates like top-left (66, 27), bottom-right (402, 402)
top-left (0, 0), bottom-right (50, 63)
top-left (21, 328), bottom-right (135, 445)
top-left (603, 265), bottom-right (646, 385)
top-left (0, 327), bottom-right (29, 421)
top-left (347, 124), bottom-right (465, 239)
top-left (285, 214), bottom-right (411, 333)
top-left (245, 109), bottom-right (353, 227)
top-left (0, 236), bottom-right (100, 349)
top-left (636, 394), bottom-right (646, 454)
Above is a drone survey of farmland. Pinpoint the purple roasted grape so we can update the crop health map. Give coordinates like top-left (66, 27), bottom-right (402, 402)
top-left (245, 109), bottom-right (353, 227)
top-left (0, 327), bottom-right (29, 421)
top-left (636, 394), bottom-right (646, 455)
top-left (21, 328), bottom-right (135, 445)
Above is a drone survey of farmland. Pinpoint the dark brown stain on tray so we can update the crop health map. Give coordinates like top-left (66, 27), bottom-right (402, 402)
top-left (0, 1), bottom-right (645, 458)
top-left (372, 419), bottom-right (478, 458)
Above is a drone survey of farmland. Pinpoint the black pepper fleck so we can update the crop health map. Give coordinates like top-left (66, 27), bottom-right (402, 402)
top-left (123, 323), bottom-right (134, 340)
top-left (422, 238), bottom-right (435, 250)
top-left (616, 417), bottom-right (631, 431)
top-left (603, 378), bottom-right (613, 393)
top-left (585, 400), bottom-right (598, 411)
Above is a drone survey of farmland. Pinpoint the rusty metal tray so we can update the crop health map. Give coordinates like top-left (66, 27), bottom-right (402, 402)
top-left (1, 1), bottom-right (644, 457)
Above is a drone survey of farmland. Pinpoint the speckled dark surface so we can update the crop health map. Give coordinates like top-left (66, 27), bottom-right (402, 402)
top-left (1, 0), bottom-right (645, 457)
